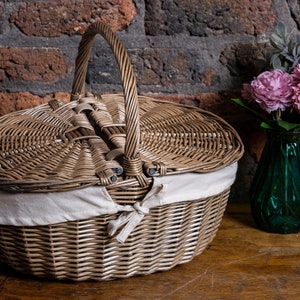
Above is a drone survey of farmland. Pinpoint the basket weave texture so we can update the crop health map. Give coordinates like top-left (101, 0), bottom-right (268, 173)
top-left (0, 21), bottom-right (244, 281)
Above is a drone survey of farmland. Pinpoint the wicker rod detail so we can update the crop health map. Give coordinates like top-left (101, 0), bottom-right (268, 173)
top-left (72, 22), bottom-right (148, 187)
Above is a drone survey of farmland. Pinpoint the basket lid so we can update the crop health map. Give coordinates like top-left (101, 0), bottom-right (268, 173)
top-left (0, 22), bottom-right (244, 192)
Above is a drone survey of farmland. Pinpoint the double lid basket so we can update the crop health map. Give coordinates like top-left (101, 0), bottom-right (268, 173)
top-left (0, 21), bottom-right (244, 281)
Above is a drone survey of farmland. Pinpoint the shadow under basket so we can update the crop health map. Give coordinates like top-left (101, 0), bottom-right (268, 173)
top-left (0, 21), bottom-right (244, 281)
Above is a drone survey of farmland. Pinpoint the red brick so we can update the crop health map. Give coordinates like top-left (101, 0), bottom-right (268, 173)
top-left (10, 0), bottom-right (137, 37)
top-left (139, 48), bottom-right (191, 86)
top-left (0, 47), bottom-right (69, 82)
top-left (0, 92), bottom-right (70, 116)
top-left (202, 68), bottom-right (217, 87)
top-left (145, 0), bottom-right (275, 36)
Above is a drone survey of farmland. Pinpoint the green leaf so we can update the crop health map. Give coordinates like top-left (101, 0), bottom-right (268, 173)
top-left (282, 53), bottom-right (295, 62)
top-left (277, 119), bottom-right (300, 131)
top-left (260, 122), bottom-right (272, 129)
top-left (289, 39), bottom-right (296, 54)
top-left (270, 34), bottom-right (285, 49)
top-left (276, 21), bottom-right (287, 39)
top-left (297, 44), bottom-right (300, 56)
top-left (271, 55), bottom-right (282, 69)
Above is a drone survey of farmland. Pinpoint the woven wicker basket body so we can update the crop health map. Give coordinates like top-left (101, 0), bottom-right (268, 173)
top-left (0, 21), bottom-right (244, 281)
top-left (0, 191), bottom-right (229, 281)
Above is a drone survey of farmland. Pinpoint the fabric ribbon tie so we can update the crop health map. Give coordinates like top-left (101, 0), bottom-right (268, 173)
top-left (107, 184), bottom-right (165, 243)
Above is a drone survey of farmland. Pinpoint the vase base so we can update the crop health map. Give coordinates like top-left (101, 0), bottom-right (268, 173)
top-left (255, 215), bottom-right (300, 234)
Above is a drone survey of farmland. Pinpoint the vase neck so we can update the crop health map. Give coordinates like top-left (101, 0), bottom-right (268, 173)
top-left (267, 130), bottom-right (300, 142)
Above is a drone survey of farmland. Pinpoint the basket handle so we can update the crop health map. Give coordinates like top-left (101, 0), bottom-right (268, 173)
top-left (71, 21), bottom-right (148, 187)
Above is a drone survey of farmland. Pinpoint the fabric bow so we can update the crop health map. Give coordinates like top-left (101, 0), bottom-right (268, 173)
top-left (107, 184), bottom-right (165, 243)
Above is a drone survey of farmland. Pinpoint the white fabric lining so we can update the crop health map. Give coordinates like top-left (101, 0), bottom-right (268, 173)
top-left (0, 163), bottom-right (237, 227)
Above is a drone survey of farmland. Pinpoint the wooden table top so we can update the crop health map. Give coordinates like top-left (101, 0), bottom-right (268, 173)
top-left (1, 203), bottom-right (299, 300)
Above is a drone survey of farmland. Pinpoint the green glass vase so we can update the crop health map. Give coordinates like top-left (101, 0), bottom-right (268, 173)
top-left (250, 130), bottom-right (300, 234)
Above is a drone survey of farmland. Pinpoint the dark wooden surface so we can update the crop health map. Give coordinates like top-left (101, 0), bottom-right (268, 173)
top-left (1, 203), bottom-right (299, 300)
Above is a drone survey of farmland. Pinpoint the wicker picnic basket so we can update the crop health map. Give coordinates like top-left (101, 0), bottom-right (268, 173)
top-left (0, 21), bottom-right (244, 281)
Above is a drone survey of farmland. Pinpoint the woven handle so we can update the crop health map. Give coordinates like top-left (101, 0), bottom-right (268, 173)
top-left (72, 21), bottom-right (148, 186)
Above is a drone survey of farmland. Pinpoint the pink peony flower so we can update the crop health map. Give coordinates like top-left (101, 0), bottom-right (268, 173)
top-left (292, 64), bottom-right (300, 83)
top-left (245, 70), bottom-right (293, 113)
top-left (292, 82), bottom-right (300, 112)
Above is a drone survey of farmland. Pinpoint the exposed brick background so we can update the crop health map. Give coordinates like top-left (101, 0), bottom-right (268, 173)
top-left (0, 0), bottom-right (296, 201)
top-left (9, 0), bottom-right (137, 36)
top-left (0, 92), bottom-right (70, 116)
top-left (0, 47), bottom-right (69, 82)
top-left (144, 0), bottom-right (275, 36)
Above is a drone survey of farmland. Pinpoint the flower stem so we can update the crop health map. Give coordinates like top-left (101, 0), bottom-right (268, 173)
top-left (276, 109), bottom-right (281, 121)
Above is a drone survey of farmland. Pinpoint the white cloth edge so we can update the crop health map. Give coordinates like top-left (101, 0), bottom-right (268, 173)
top-left (0, 162), bottom-right (237, 228)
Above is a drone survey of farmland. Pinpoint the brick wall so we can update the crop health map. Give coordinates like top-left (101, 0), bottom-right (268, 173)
top-left (0, 0), bottom-right (297, 201)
